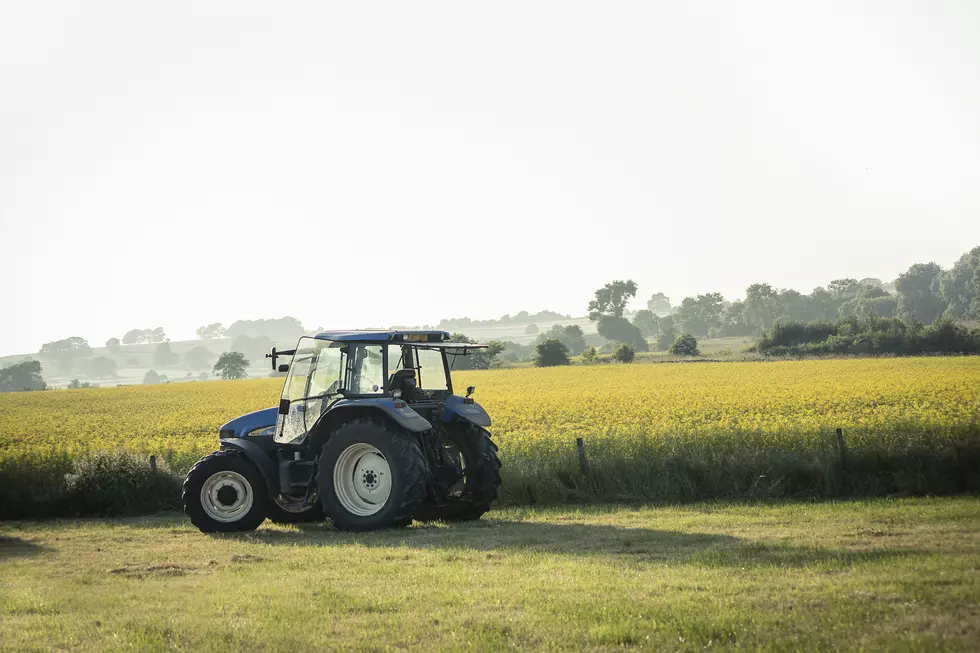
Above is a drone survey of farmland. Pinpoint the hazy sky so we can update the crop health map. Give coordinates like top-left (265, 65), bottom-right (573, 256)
top-left (2, 1), bottom-right (979, 356)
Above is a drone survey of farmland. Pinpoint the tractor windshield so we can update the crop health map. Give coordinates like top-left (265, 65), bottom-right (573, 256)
top-left (276, 338), bottom-right (345, 444)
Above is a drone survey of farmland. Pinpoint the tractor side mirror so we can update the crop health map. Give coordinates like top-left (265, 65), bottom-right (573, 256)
top-left (465, 386), bottom-right (475, 398)
top-left (278, 398), bottom-right (290, 415)
top-left (278, 364), bottom-right (289, 373)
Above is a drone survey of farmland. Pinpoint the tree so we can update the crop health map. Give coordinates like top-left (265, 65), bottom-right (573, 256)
top-left (613, 342), bottom-right (635, 363)
top-left (632, 309), bottom-right (658, 337)
top-left (0, 360), bottom-right (45, 392)
top-left (224, 317), bottom-right (306, 346)
top-left (655, 315), bottom-right (678, 351)
top-left (213, 352), bottom-right (250, 380)
top-left (674, 293), bottom-right (725, 337)
top-left (153, 342), bottom-right (180, 368)
top-left (596, 315), bottom-right (649, 351)
top-left (895, 262), bottom-right (945, 324)
top-left (67, 378), bottom-right (92, 389)
top-left (588, 279), bottom-right (638, 320)
top-left (536, 324), bottom-right (586, 355)
top-left (39, 337), bottom-right (91, 372)
top-left (581, 346), bottom-right (598, 363)
top-left (838, 285), bottom-right (897, 319)
top-left (669, 334), bottom-right (700, 356)
top-left (534, 339), bottom-right (570, 367)
top-left (123, 329), bottom-right (148, 345)
top-left (524, 324), bottom-right (539, 335)
top-left (105, 337), bottom-right (121, 352)
top-left (195, 323), bottom-right (226, 339)
top-left (939, 247), bottom-right (980, 320)
top-left (231, 334), bottom-right (274, 364)
top-left (646, 292), bottom-right (671, 314)
top-left (184, 346), bottom-right (215, 370)
top-left (142, 370), bottom-right (166, 384)
top-left (447, 333), bottom-right (505, 370)
top-left (743, 283), bottom-right (780, 333)
top-left (88, 356), bottom-right (117, 378)
top-left (149, 327), bottom-right (167, 343)
top-left (828, 278), bottom-right (860, 301)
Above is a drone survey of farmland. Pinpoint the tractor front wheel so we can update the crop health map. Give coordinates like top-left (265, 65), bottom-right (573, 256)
top-left (317, 419), bottom-right (426, 531)
top-left (182, 451), bottom-right (269, 533)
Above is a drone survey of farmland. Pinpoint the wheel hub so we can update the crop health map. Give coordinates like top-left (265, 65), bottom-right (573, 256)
top-left (200, 471), bottom-right (254, 523)
top-left (334, 444), bottom-right (392, 516)
top-left (215, 485), bottom-right (239, 506)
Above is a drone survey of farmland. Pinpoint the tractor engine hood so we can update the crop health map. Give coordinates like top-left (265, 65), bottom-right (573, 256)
top-left (219, 406), bottom-right (279, 439)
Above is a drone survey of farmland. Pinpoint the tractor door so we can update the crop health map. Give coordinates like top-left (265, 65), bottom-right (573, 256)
top-left (275, 338), bottom-right (346, 444)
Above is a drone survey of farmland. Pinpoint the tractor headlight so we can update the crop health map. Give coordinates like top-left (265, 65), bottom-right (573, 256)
top-left (246, 425), bottom-right (276, 438)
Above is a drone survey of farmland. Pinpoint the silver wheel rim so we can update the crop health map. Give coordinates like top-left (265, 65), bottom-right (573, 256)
top-left (333, 444), bottom-right (391, 516)
top-left (200, 471), bottom-right (253, 523)
top-left (274, 493), bottom-right (318, 514)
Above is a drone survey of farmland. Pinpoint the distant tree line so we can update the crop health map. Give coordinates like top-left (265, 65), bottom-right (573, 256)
top-left (625, 245), bottom-right (980, 344)
top-left (432, 310), bottom-right (571, 332)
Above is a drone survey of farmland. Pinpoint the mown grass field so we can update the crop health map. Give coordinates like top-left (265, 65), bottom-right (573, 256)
top-left (1, 357), bottom-right (979, 517)
top-left (2, 498), bottom-right (978, 652)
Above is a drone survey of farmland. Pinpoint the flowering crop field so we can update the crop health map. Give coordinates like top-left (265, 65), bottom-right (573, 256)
top-left (1, 357), bottom-right (978, 516)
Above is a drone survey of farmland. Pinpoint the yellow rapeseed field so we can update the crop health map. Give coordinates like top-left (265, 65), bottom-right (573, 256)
top-left (1, 357), bottom-right (978, 506)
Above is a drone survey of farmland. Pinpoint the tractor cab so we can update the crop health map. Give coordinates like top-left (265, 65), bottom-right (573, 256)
top-left (271, 331), bottom-right (489, 447)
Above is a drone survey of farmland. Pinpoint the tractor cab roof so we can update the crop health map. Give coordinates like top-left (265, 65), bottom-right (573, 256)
top-left (313, 330), bottom-right (451, 343)
top-left (311, 330), bottom-right (488, 351)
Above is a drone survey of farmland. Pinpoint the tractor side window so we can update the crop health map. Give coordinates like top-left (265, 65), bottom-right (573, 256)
top-left (351, 345), bottom-right (384, 395)
top-left (416, 348), bottom-right (448, 391)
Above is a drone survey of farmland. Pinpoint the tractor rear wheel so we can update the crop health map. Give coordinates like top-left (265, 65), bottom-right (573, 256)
top-left (182, 451), bottom-right (269, 533)
top-left (415, 424), bottom-right (501, 522)
top-left (317, 419), bottom-right (427, 532)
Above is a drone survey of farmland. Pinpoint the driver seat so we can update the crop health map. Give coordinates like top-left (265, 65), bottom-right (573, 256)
top-left (388, 368), bottom-right (417, 401)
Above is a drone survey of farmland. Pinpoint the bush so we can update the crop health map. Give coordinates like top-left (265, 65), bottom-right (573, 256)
top-left (613, 342), bottom-right (635, 363)
top-left (581, 346), bottom-right (598, 363)
top-left (64, 451), bottom-right (182, 516)
top-left (753, 315), bottom-right (980, 357)
top-left (669, 334), bottom-right (700, 356)
top-left (534, 339), bottom-right (570, 367)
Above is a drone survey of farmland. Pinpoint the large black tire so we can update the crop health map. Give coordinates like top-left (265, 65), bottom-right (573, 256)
top-left (415, 424), bottom-right (501, 522)
top-left (267, 493), bottom-right (325, 525)
top-left (317, 418), bottom-right (427, 532)
top-left (182, 450), bottom-right (269, 533)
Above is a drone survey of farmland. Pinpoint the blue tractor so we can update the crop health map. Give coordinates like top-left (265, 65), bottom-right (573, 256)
top-left (182, 330), bottom-right (501, 532)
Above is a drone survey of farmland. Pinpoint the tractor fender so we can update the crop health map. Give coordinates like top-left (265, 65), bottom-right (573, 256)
top-left (442, 395), bottom-right (492, 428)
top-left (329, 398), bottom-right (433, 432)
top-left (219, 438), bottom-right (278, 497)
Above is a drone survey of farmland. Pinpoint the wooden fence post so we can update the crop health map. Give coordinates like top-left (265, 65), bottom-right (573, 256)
top-left (835, 428), bottom-right (848, 471)
top-left (575, 437), bottom-right (588, 474)
top-left (149, 455), bottom-right (157, 472)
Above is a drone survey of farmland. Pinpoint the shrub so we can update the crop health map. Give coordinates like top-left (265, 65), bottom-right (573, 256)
top-left (669, 334), bottom-right (700, 356)
top-left (613, 342), bottom-right (635, 363)
top-left (581, 346), bottom-right (598, 363)
top-left (534, 339), bottom-right (570, 367)
top-left (64, 451), bottom-right (182, 516)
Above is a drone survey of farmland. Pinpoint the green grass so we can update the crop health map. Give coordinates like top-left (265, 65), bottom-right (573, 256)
top-left (2, 498), bottom-right (978, 651)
